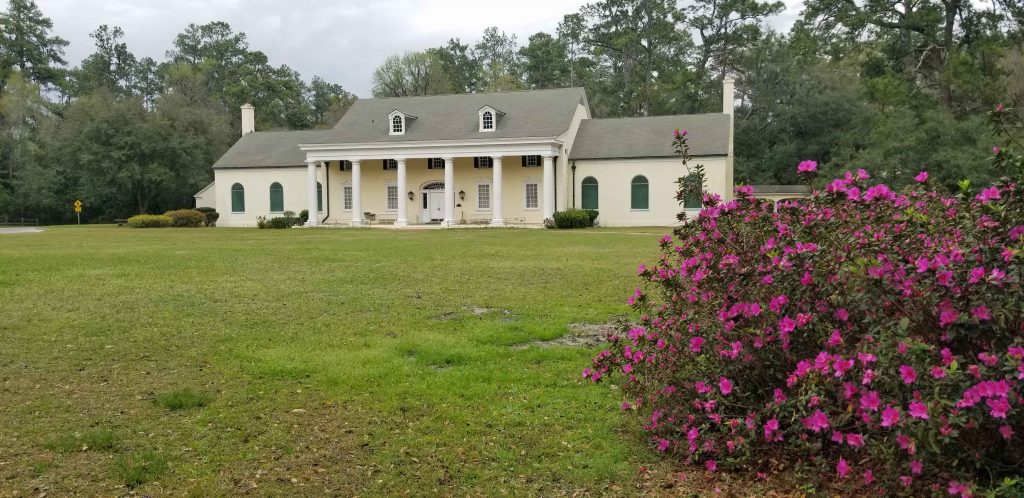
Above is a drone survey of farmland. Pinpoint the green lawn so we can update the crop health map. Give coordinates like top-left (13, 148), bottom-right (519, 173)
top-left (0, 226), bottom-right (680, 495)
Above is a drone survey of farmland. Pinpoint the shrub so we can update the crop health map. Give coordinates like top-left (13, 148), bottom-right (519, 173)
top-left (584, 209), bottom-right (599, 226)
top-left (586, 117), bottom-right (1024, 495)
top-left (163, 209), bottom-right (205, 227)
top-left (299, 209), bottom-right (309, 224)
top-left (263, 217), bottom-right (291, 229)
top-left (256, 216), bottom-right (267, 229)
top-left (113, 450), bottom-right (167, 487)
top-left (195, 207), bottom-right (219, 227)
top-left (155, 388), bottom-right (211, 410)
top-left (553, 209), bottom-right (593, 229)
top-left (126, 214), bottom-right (172, 228)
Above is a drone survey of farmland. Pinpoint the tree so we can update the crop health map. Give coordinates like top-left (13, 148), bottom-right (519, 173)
top-left (72, 25), bottom-right (140, 97)
top-left (308, 75), bottom-right (356, 127)
top-left (0, 0), bottom-right (67, 90)
top-left (371, 51), bottom-right (451, 98)
top-left (557, 13), bottom-right (593, 87)
top-left (430, 38), bottom-right (479, 93)
top-left (519, 32), bottom-right (571, 89)
top-left (474, 27), bottom-right (523, 91)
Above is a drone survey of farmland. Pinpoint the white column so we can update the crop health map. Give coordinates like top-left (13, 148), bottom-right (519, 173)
top-left (443, 157), bottom-right (455, 227)
top-left (395, 158), bottom-right (408, 227)
top-left (306, 160), bottom-right (319, 227)
top-left (542, 154), bottom-right (555, 220)
top-left (490, 156), bottom-right (504, 226)
top-left (350, 159), bottom-right (363, 226)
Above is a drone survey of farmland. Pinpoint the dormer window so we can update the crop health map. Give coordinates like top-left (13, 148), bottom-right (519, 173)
top-left (388, 110), bottom-right (415, 136)
top-left (478, 106), bottom-right (503, 132)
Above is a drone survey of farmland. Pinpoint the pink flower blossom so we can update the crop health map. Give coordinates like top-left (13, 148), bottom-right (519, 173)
top-left (689, 336), bottom-right (704, 353)
top-left (881, 406), bottom-right (901, 427)
top-left (971, 305), bottom-right (991, 321)
top-left (719, 377), bottom-right (733, 396)
top-left (909, 401), bottom-right (929, 419)
top-left (836, 457), bottom-right (850, 478)
top-left (846, 433), bottom-right (865, 447)
top-left (705, 459), bottom-right (717, 472)
top-left (910, 460), bottom-right (923, 475)
top-left (863, 469), bottom-right (875, 485)
top-left (899, 365), bottom-right (917, 385)
top-left (802, 409), bottom-right (830, 433)
top-left (930, 366), bottom-right (946, 379)
top-left (861, 391), bottom-right (881, 412)
top-left (976, 186), bottom-right (1001, 202)
top-left (999, 425), bottom-right (1014, 440)
top-left (915, 171), bottom-right (929, 183)
top-left (797, 160), bottom-right (818, 173)
top-left (657, 438), bottom-right (670, 452)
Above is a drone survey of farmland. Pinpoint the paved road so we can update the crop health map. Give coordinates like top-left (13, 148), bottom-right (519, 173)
top-left (0, 227), bottom-right (44, 234)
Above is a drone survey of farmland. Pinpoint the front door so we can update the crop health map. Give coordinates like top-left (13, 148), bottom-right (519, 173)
top-left (428, 191), bottom-right (445, 221)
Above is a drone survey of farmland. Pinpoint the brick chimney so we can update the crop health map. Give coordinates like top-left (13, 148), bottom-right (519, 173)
top-left (241, 103), bottom-right (255, 136)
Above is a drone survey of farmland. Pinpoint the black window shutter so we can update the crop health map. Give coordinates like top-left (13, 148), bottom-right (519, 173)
top-left (521, 156), bottom-right (527, 167)
top-left (473, 157), bottom-right (479, 169)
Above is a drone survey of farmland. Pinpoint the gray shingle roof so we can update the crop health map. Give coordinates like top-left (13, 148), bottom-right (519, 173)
top-left (213, 130), bottom-right (326, 169)
top-left (307, 87), bottom-right (589, 144)
top-left (570, 114), bottom-right (730, 160)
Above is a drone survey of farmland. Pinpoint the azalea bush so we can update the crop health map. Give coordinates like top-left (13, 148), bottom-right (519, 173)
top-left (587, 105), bottom-right (1024, 495)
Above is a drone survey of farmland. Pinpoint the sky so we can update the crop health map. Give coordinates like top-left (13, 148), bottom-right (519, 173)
top-left (36, 0), bottom-right (803, 97)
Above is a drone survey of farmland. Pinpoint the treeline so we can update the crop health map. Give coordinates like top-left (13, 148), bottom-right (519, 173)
top-left (372, 0), bottom-right (1024, 189)
top-left (0, 0), bottom-right (356, 223)
top-left (2, 0), bottom-right (1023, 224)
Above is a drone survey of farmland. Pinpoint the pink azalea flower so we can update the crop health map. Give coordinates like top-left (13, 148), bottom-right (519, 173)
top-left (897, 434), bottom-right (916, 455)
top-left (622, 363), bottom-right (633, 374)
top-left (910, 460), bottom-right (923, 475)
top-left (719, 377), bottom-right (733, 396)
top-left (802, 409), bottom-right (830, 433)
top-left (657, 438), bottom-right (670, 452)
top-left (971, 305), bottom-right (991, 321)
top-left (773, 388), bottom-right (787, 405)
top-left (846, 433), bottom-right (865, 447)
top-left (976, 186), bottom-right (1001, 202)
top-left (834, 308), bottom-right (849, 321)
top-left (882, 406), bottom-right (901, 427)
top-left (863, 469), bottom-right (875, 485)
top-left (930, 366), bottom-right (946, 379)
top-left (797, 160), bottom-right (818, 173)
top-left (860, 391), bottom-right (881, 412)
top-left (705, 459), bottom-right (717, 472)
top-left (999, 425), bottom-right (1014, 440)
top-left (914, 171), bottom-right (928, 183)
top-left (899, 476), bottom-right (913, 487)
top-left (939, 309), bottom-right (960, 327)
top-left (899, 365), bottom-right (917, 385)
top-left (836, 457), bottom-right (850, 478)
top-left (909, 401), bottom-right (929, 419)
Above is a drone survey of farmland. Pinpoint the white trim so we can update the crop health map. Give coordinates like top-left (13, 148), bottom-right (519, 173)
top-left (388, 110), bottom-right (406, 136)
top-left (476, 181), bottom-right (492, 211)
top-left (299, 138), bottom-right (562, 163)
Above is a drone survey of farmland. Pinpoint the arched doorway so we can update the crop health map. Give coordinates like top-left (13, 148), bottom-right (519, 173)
top-left (420, 181), bottom-right (445, 223)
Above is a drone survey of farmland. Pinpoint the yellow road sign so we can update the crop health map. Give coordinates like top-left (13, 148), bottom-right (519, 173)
top-left (74, 199), bottom-right (82, 208)
top-left (74, 205), bottom-right (82, 213)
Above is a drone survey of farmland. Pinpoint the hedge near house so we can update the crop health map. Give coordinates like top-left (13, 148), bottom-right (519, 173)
top-left (126, 214), bottom-right (172, 228)
top-left (586, 108), bottom-right (1024, 496)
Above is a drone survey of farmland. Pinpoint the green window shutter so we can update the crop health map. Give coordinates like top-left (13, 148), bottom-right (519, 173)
top-left (581, 177), bottom-right (598, 210)
top-left (316, 182), bottom-right (323, 211)
top-left (231, 183), bottom-right (245, 212)
top-left (269, 182), bottom-right (284, 212)
top-left (631, 176), bottom-right (649, 210)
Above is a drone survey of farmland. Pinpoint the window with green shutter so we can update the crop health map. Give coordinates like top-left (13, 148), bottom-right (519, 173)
top-left (316, 182), bottom-right (323, 211)
top-left (684, 195), bottom-right (702, 209)
top-left (231, 183), bottom-right (245, 212)
top-left (269, 182), bottom-right (284, 212)
top-left (581, 176), bottom-right (598, 210)
top-left (631, 176), bottom-right (649, 210)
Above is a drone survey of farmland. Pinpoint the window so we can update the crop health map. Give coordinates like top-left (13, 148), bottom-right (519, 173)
top-left (631, 175), bottom-right (649, 210)
top-left (269, 182), bottom-right (284, 212)
top-left (522, 155), bottom-right (541, 167)
top-left (386, 185), bottom-right (398, 210)
top-left (317, 182), bottom-right (323, 212)
top-left (581, 177), bottom-right (598, 210)
top-left (684, 194), bottom-right (702, 209)
top-left (343, 185), bottom-right (352, 210)
top-left (525, 182), bottom-right (539, 209)
top-left (231, 183), bottom-right (245, 212)
top-left (428, 158), bottom-right (445, 169)
top-left (339, 160), bottom-right (352, 171)
top-left (473, 157), bottom-right (493, 169)
top-left (391, 114), bottom-right (403, 134)
top-left (383, 159), bottom-right (398, 170)
top-left (478, 184), bottom-right (491, 210)
top-left (482, 111), bottom-right (494, 130)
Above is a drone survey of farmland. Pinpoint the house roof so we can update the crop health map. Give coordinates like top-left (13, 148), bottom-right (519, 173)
top-left (307, 87), bottom-right (589, 144)
top-left (213, 130), bottom-right (326, 169)
top-left (570, 114), bottom-right (730, 160)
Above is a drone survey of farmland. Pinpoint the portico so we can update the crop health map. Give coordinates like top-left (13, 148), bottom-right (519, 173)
top-left (301, 141), bottom-right (558, 228)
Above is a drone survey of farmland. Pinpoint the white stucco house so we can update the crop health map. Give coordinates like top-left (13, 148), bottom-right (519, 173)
top-left (195, 80), bottom-right (739, 227)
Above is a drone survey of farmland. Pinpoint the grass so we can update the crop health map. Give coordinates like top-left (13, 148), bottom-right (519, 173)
top-left (44, 429), bottom-right (116, 453)
top-left (0, 225), bottom-right (778, 495)
top-left (155, 387), bottom-right (212, 410)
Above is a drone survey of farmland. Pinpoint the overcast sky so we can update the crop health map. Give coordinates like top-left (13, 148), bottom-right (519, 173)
top-left (36, 0), bottom-right (802, 97)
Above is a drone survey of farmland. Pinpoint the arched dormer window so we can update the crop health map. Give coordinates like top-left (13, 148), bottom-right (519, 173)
top-left (388, 110), bottom-right (415, 136)
top-left (478, 105), bottom-right (502, 132)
